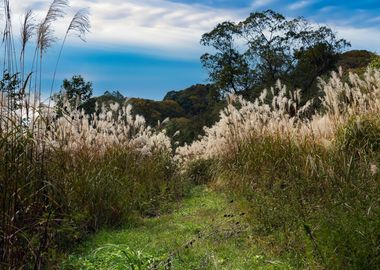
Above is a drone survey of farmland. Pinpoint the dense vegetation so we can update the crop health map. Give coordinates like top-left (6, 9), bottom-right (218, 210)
top-left (1, 2), bottom-right (380, 269)
top-left (80, 84), bottom-right (224, 145)
top-left (79, 49), bottom-right (376, 146)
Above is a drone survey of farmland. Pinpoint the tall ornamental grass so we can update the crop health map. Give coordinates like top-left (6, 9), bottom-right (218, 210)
top-left (2, 0), bottom-right (379, 267)
top-left (0, 1), bottom-right (179, 268)
top-left (177, 68), bottom-right (380, 269)
top-left (176, 68), bottom-right (380, 162)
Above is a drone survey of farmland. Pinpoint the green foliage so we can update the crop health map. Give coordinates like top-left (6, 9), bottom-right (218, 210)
top-left (0, 72), bottom-right (22, 110)
top-left (63, 244), bottom-right (157, 269)
top-left (200, 21), bottom-right (252, 95)
top-left (337, 50), bottom-right (376, 71)
top-left (164, 84), bottom-right (225, 145)
top-left (291, 43), bottom-right (339, 101)
top-left (54, 75), bottom-right (93, 111)
top-left (127, 98), bottom-right (185, 126)
top-left (164, 84), bottom-right (217, 115)
top-left (63, 187), bottom-right (294, 270)
top-left (201, 9), bottom-right (350, 101)
top-left (370, 54), bottom-right (380, 69)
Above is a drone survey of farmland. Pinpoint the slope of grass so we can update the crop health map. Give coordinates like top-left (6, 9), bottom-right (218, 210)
top-left (62, 186), bottom-right (293, 269)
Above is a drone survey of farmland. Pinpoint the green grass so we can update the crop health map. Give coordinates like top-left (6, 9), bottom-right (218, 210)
top-left (212, 132), bottom-right (380, 270)
top-left (0, 139), bottom-right (181, 268)
top-left (62, 186), bottom-right (293, 269)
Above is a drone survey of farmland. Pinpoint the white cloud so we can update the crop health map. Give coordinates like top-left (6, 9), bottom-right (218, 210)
top-left (335, 26), bottom-right (380, 53)
top-left (10, 0), bottom-right (245, 58)
top-left (251, 0), bottom-right (276, 8)
top-left (288, 0), bottom-right (313, 10)
top-left (8, 0), bottom-right (379, 58)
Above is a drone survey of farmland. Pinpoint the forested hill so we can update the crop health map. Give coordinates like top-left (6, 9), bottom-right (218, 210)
top-left (81, 50), bottom-right (376, 145)
top-left (81, 84), bottom-right (225, 145)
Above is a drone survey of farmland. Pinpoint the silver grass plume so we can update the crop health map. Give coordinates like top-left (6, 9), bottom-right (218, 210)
top-left (48, 8), bottom-right (91, 112)
top-left (67, 9), bottom-right (91, 42)
top-left (2, 0), bottom-right (11, 43)
top-left (37, 0), bottom-right (69, 54)
top-left (20, 10), bottom-right (35, 61)
top-left (33, 0), bottom-right (68, 138)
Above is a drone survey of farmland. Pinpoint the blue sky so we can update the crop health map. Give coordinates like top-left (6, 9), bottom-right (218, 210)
top-left (11, 0), bottom-right (380, 100)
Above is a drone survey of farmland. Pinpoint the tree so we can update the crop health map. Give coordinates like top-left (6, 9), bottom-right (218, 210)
top-left (54, 75), bottom-right (93, 111)
top-left (201, 10), bottom-right (350, 100)
top-left (291, 42), bottom-right (341, 100)
top-left (201, 22), bottom-right (253, 95)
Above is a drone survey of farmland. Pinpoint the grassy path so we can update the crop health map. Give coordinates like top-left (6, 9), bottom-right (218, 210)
top-left (63, 187), bottom-right (293, 269)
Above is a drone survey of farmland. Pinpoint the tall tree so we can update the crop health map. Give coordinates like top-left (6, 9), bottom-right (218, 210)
top-left (201, 10), bottom-right (350, 100)
top-left (201, 22), bottom-right (253, 95)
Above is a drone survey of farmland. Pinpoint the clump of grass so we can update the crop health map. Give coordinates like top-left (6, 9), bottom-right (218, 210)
top-left (0, 1), bottom-right (178, 268)
top-left (336, 113), bottom-right (380, 154)
top-left (174, 67), bottom-right (380, 268)
top-left (212, 134), bottom-right (380, 269)
top-left (63, 244), bottom-right (157, 269)
top-left (183, 158), bottom-right (214, 185)
top-left (1, 133), bottom-right (181, 268)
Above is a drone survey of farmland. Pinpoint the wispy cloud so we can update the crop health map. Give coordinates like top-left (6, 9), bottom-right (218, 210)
top-left (367, 16), bottom-right (380, 23)
top-left (6, 0), bottom-right (380, 99)
top-left (251, 0), bottom-right (276, 8)
top-left (288, 0), bottom-right (313, 10)
top-left (11, 0), bottom-right (245, 58)
top-left (334, 26), bottom-right (380, 53)
top-left (9, 0), bottom-right (380, 58)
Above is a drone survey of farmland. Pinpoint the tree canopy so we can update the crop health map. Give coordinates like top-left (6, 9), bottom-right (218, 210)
top-left (201, 10), bottom-right (350, 101)
top-left (54, 75), bottom-right (93, 111)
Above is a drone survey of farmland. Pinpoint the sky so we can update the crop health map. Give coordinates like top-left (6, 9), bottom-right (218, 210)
top-left (8, 0), bottom-right (380, 100)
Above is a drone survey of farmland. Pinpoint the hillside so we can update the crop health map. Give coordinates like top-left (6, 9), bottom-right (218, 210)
top-left (82, 84), bottom-right (225, 145)
top-left (80, 50), bottom-right (376, 146)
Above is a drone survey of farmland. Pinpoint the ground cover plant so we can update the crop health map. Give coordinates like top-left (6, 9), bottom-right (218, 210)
top-left (63, 187), bottom-right (295, 270)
